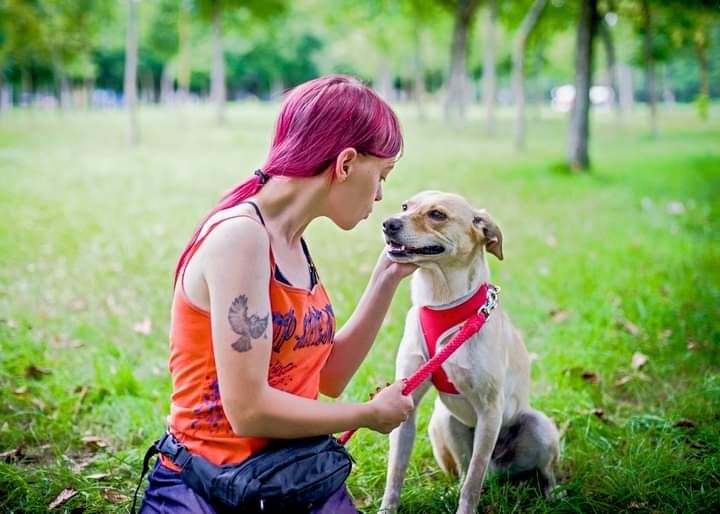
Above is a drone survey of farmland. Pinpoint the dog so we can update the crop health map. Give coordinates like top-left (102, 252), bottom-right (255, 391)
top-left (379, 191), bottom-right (560, 514)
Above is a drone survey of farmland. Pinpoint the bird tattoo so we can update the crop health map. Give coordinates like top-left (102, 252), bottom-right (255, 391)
top-left (228, 295), bottom-right (269, 353)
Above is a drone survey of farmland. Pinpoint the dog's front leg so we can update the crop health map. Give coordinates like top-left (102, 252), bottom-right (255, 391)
top-left (455, 404), bottom-right (503, 514)
top-left (379, 379), bottom-right (431, 513)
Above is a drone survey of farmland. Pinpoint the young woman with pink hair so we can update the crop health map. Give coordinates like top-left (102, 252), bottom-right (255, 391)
top-left (138, 75), bottom-right (415, 513)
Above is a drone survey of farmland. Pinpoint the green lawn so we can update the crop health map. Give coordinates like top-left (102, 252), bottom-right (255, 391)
top-left (1, 103), bottom-right (718, 513)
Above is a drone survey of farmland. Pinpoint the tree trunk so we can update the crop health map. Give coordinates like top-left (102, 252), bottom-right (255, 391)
top-left (444, 0), bottom-right (478, 126)
top-left (161, 63), bottom-right (174, 105)
top-left (641, 0), bottom-right (657, 137)
top-left (598, 18), bottom-right (622, 124)
top-left (84, 77), bottom-right (94, 109)
top-left (210, 0), bottom-right (226, 125)
top-left (695, 29), bottom-right (709, 121)
top-left (483, 0), bottom-right (497, 135)
top-left (59, 74), bottom-right (72, 110)
top-left (0, 74), bottom-right (10, 113)
top-left (177, 0), bottom-right (191, 102)
top-left (413, 19), bottom-right (425, 120)
top-left (567, 0), bottom-right (598, 171)
top-left (124, 0), bottom-right (140, 145)
top-left (513, 0), bottom-right (547, 150)
top-left (376, 57), bottom-right (394, 101)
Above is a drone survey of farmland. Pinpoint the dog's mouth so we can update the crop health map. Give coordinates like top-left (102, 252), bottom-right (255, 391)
top-left (385, 238), bottom-right (445, 258)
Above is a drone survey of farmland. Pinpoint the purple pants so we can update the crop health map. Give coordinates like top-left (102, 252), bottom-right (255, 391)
top-left (139, 459), bottom-right (358, 513)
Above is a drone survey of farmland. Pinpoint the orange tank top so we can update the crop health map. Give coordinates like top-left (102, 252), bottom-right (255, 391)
top-left (161, 206), bottom-right (336, 470)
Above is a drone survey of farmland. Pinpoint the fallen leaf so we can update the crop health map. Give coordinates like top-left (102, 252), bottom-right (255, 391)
top-left (674, 418), bottom-right (697, 428)
top-left (69, 298), bottom-right (87, 311)
top-left (581, 371), bottom-right (601, 384)
top-left (0, 443), bottom-right (25, 462)
top-left (74, 385), bottom-right (89, 415)
top-left (105, 295), bottom-right (125, 315)
top-left (49, 335), bottom-right (85, 349)
top-left (615, 375), bottom-right (633, 386)
top-left (133, 318), bottom-right (152, 336)
top-left (619, 319), bottom-right (640, 336)
top-left (549, 308), bottom-right (570, 323)
top-left (48, 488), bottom-right (77, 509)
top-left (687, 340), bottom-right (700, 351)
top-left (85, 472), bottom-right (110, 480)
top-left (81, 435), bottom-right (108, 448)
top-left (688, 440), bottom-right (708, 450)
top-left (30, 398), bottom-right (46, 411)
top-left (14, 386), bottom-right (28, 395)
top-left (101, 490), bottom-right (129, 503)
top-left (25, 365), bottom-right (52, 379)
top-left (631, 352), bottom-right (649, 370)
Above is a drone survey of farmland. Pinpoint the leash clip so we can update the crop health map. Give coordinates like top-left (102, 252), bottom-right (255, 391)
top-left (479, 285), bottom-right (500, 316)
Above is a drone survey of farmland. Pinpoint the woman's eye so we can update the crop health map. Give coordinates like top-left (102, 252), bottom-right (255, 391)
top-left (401, 204), bottom-right (408, 211)
top-left (428, 210), bottom-right (447, 220)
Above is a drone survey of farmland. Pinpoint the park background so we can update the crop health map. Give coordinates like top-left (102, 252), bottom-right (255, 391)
top-left (1, 0), bottom-right (718, 512)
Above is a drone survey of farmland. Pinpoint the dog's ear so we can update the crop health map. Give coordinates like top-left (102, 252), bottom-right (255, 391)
top-left (472, 210), bottom-right (504, 260)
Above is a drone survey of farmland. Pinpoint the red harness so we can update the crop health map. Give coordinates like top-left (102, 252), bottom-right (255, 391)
top-left (418, 283), bottom-right (492, 395)
top-left (337, 283), bottom-right (499, 445)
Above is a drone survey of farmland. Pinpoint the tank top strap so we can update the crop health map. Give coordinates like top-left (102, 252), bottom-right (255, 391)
top-left (179, 210), bottom-right (271, 294)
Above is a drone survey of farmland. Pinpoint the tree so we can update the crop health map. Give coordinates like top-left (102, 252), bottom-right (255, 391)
top-left (443, 0), bottom-right (481, 125)
top-left (567, 0), bottom-right (599, 171)
top-left (124, 0), bottom-right (139, 145)
top-left (640, 0), bottom-right (657, 136)
top-left (510, 0), bottom-right (548, 150)
top-left (597, 2), bottom-right (622, 124)
top-left (195, 0), bottom-right (286, 125)
top-left (482, 0), bottom-right (497, 134)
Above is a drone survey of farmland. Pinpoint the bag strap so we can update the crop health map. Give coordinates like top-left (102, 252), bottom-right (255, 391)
top-left (130, 438), bottom-right (160, 514)
top-left (129, 433), bottom-right (195, 513)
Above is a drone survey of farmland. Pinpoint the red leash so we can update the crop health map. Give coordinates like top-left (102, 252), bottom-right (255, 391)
top-left (337, 284), bottom-right (500, 445)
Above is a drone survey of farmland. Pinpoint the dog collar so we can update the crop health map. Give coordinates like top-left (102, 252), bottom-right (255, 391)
top-left (419, 283), bottom-right (495, 394)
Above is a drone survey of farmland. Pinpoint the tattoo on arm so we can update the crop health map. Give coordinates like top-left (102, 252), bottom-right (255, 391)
top-left (227, 295), bottom-right (269, 353)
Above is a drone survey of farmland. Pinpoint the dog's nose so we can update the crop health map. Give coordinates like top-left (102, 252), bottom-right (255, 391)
top-left (383, 217), bottom-right (403, 235)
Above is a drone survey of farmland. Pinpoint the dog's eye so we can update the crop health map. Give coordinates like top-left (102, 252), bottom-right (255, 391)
top-left (428, 210), bottom-right (447, 221)
top-left (401, 204), bottom-right (408, 211)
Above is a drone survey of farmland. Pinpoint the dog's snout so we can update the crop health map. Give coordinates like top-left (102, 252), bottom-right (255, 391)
top-left (383, 217), bottom-right (403, 235)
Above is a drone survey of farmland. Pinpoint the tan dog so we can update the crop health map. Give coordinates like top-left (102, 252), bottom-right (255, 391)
top-left (379, 191), bottom-right (559, 514)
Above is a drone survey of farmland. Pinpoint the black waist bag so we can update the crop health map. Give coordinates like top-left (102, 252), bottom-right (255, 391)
top-left (133, 432), bottom-right (353, 514)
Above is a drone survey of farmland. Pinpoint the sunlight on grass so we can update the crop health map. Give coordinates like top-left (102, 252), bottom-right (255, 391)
top-left (1, 103), bottom-right (718, 513)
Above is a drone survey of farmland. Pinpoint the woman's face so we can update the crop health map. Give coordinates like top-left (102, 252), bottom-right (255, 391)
top-left (327, 152), bottom-right (396, 230)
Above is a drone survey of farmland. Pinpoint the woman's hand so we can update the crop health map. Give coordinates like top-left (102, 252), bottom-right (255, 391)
top-left (364, 381), bottom-right (414, 434)
top-left (373, 250), bottom-right (417, 286)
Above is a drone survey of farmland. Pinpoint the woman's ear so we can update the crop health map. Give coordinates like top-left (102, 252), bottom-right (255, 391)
top-left (333, 148), bottom-right (358, 183)
top-left (472, 210), bottom-right (504, 260)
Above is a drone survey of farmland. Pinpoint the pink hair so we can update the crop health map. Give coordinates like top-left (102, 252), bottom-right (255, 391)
top-left (174, 74), bottom-right (403, 286)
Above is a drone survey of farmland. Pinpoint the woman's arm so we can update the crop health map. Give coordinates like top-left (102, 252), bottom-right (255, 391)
top-left (319, 253), bottom-right (416, 398)
top-left (201, 219), bottom-right (412, 437)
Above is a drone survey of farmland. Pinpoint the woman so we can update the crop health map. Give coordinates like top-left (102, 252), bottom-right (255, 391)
top-left (139, 75), bottom-right (415, 513)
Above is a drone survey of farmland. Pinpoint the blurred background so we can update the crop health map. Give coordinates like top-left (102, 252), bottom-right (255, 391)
top-left (1, 1), bottom-right (719, 513)
top-left (0, 0), bottom-right (718, 159)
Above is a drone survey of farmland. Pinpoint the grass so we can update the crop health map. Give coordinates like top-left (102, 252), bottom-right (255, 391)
top-left (0, 102), bottom-right (718, 513)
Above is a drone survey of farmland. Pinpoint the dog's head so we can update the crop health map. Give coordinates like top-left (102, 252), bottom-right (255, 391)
top-left (382, 191), bottom-right (503, 265)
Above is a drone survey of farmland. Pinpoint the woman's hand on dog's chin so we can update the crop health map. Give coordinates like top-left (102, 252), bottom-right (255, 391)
top-left (373, 251), bottom-right (417, 286)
